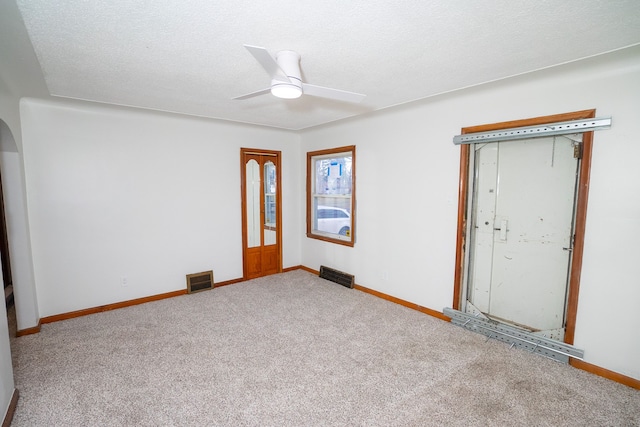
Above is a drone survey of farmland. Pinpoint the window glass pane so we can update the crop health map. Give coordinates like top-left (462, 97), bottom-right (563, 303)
top-left (314, 156), bottom-right (352, 196)
top-left (263, 161), bottom-right (276, 245)
top-left (245, 159), bottom-right (261, 248)
top-left (264, 161), bottom-right (276, 227)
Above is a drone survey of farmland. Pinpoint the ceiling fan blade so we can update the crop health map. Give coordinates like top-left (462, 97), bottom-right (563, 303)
top-left (302, 83), bottom-right (366, 103)
top-left (232, 87), bottom-right (271, 100)
top-left (243, 45), bottom-right (290, 82)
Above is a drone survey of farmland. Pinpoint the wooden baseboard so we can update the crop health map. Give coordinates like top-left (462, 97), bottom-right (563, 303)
top-left (353, 285), bottom-right (451, 321)
top-left (2, 389), bottom-right (18, 427)
top-left (213, 277), bottom-right (244, 288)
top-left (298, 265), bottom-right (317, 275)
top-left (570, 358), bottom-right (640, 390)
top-left (16, 322), bottom-right (41, 337)
top-left (29, 270), bottom-right (317, 327)
top-left (300, 265), bottom-right (451, 321)
top-left (40, 289), bottom-right (188, 325)
top-left (25, 273), bottom-right (273, 329)
top-left (21, 278), bottom-right (250, 332)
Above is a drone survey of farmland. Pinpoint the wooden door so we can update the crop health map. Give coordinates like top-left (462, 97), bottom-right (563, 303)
top-left (241, 149), bottom-right (282, 280)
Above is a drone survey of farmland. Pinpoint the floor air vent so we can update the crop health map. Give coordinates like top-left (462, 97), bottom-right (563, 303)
top-left (186, 271), bottom-right (214, 294)
top-left (319, 266), bottom-right (354, 289)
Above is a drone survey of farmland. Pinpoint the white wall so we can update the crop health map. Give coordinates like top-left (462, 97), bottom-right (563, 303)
top-left (0, 269), bottom-right (13, 426)
top-left (0, 148), bottom-right (40, 331)
top-left (300, 46), bottom-right (640, 380)
top-left (0, 119), bottom-right (20, 426)
top-left (20, 99), bottom-right (301, 318)
top-left (0, 4), bottom-right (47, 418)
top-left (0, 26), bottom-right (42, 333)
top-left (0, 88), bottom-right (18, 427)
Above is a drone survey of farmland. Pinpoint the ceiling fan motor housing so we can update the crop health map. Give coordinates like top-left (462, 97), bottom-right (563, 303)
top-left (271, 50), bottom-right (302, 98)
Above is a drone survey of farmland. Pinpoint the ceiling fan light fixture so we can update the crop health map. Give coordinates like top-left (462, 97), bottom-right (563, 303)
top-left (271, 82), bottom-right (302, 99)
top-left (233, 45), bottom-right (365, 103)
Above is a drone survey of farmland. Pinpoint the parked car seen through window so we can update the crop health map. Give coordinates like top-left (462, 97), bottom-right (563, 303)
top-left (316, 206), bottom-right (350, 236)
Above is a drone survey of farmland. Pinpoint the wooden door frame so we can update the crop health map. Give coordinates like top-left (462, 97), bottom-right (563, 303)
top-left (240, 148), bottom-right (283, 280)
top-left (453, 109), bottom-right (595, 344)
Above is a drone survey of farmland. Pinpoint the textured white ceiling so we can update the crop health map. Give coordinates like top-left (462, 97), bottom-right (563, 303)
top-left (15, 0), bottom-right (640, 130)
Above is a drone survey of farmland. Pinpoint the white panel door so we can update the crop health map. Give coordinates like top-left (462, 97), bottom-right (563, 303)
top-left (468, 136), bottom-right (579, 332)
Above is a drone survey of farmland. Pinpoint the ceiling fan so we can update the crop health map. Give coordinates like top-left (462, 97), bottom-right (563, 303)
top-left (233, 45), bottom-right (366, 103)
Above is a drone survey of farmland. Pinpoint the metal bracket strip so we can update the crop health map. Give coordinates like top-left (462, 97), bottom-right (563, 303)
top-left (453, 117), bottom-right (611, 145)
top-left (443, 308), bottom-right (584, 364)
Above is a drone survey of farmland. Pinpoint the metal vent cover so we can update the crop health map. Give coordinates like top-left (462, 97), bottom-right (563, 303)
top-left (186, 270), bottom-right (214, 294)
top-left (319, 265), bottom-right (354, 289)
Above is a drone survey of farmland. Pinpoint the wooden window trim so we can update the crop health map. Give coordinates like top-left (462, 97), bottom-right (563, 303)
top-left (306, 145), bottom-right (356, 247)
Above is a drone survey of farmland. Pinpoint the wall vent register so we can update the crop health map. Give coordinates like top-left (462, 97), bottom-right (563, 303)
top-left (319, 265), bottom-right (355, 289)
top-left (186, 271), bottom-right (214, 294)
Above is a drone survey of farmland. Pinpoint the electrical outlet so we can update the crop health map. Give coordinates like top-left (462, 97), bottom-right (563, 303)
top-left (121, 276), bottom-right (128, 287)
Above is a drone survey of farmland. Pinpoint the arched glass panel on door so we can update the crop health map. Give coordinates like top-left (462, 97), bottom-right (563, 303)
top-left (245, 159), bottom-right (261, 248)
top-left (263, 161), bottom-right (277, 246)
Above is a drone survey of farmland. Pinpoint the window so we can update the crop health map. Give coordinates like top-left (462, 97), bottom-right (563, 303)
top-left (307, 146), bottom-right (355, 246)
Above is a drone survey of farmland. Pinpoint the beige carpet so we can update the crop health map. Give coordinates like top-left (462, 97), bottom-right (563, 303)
top-left (8, 270), bottom-right (640, 426)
